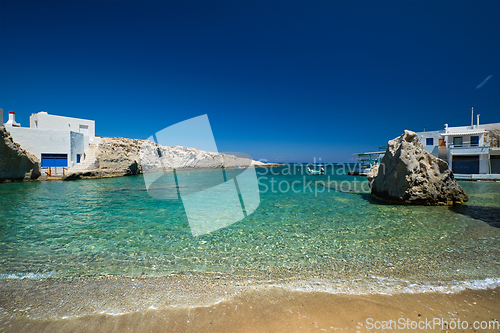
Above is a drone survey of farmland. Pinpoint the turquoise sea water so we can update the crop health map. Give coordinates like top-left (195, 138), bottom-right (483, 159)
top-left (1, 166), bottom-right (500, 294)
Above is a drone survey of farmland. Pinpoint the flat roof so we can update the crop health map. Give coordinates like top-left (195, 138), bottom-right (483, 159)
top-left (440, 130), bottom-right (486, 136)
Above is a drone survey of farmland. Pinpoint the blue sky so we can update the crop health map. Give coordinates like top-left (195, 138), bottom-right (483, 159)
top-left (1, 0), bottom-right (499, 163)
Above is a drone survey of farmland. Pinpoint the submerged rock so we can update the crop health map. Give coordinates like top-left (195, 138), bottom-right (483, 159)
top-left (369, 130), bottom-right (468, 205)
top-left (0, 126), bottom-right (41, 182)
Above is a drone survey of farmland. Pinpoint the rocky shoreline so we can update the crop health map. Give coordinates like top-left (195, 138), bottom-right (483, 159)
top-left (64, 136), bottom-right (261, 180)
top-left (0, 127), bottom-right (274, 182)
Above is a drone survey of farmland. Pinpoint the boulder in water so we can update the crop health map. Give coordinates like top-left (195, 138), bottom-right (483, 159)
top-left (369, 130), bottom-right (468, 205)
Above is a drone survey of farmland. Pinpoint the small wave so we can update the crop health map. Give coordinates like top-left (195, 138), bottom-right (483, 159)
top-left (97, 310), bottom-right (127, 316)
top-left (0, 271), bottom-right (57, 280)
top-left (269, 276), bottom-right (500, 295)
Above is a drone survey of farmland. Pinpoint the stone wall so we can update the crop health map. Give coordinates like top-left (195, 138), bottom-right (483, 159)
top-left (488, 129), bottom-right (500, 148)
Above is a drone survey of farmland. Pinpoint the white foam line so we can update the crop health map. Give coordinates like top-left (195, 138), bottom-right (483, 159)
top-left (0, 272), bottom-right (57, 280)
top-left (265, 277), bottom-right (500, 295)
top-left (98, 310), bottom-right (126, 316)
top-left (5, 275), bottom-right (500, 321)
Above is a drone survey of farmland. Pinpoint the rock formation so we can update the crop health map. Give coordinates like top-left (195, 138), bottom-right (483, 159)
top-left (368, 130), bottom-right (468, 205)
top-left (0, 126), bottom-right (41, 182)
top-left (65, 137), bottom-right (258, 180)
top-left (487, 129), bottom-right (500, 148)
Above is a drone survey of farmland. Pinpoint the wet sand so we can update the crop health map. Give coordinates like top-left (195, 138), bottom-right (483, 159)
top-left (2, 282), bottom-right (499, 332)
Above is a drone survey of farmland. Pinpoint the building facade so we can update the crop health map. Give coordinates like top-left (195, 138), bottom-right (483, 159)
top-left (415, 121), bottom-right (500, 175)
top-left (30, 112), bottom-right (96, 150)
top-left (2, 110), bottom-right (97, 170)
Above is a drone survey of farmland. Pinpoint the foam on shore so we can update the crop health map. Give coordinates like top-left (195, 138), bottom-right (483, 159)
top-left (1, 273), bottom-right (500, 323)
top-left (2, 284), bottom-right (500, 333)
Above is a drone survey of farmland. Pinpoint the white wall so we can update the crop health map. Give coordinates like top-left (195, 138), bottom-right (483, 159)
top-left (480, 154), bottom-right (489, 173)
top-left (70, 131), bottom-right (85, 165)
top-left (6, 127), bottom-right (85, 168)
top-left (414, 130), bottom-right (441, 156)
top-left (30, 112), bottom-right (95, 148)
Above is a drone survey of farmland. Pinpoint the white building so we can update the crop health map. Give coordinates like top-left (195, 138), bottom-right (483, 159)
top-left (30, 112), bottom-right (96, 149)
top-left (415, 117), bottom-right (500, 175)
top-left (2, 110), bottom-right (98, 171)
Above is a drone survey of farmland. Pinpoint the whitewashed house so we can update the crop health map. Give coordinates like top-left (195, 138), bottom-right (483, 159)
top-left (415, 116), bottom-right (500, 177)
top-left (2, 110), bottom-right (98, 171)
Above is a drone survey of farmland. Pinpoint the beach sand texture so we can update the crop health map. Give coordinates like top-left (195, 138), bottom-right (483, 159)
top-left (3, 286), bottom-right (499, 332)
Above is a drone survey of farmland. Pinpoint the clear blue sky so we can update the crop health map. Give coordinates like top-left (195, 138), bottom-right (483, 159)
top-left (1, 0), bottom-right (499, 163)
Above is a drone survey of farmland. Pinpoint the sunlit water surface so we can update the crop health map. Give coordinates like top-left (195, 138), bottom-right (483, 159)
top-left (1, 166), bottom-right (499, 295)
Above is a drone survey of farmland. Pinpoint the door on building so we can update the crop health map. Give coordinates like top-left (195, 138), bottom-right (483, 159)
top-left (453, 137), bottom-right (463, 147)
top-left (76, 154), bottom-right (81, 164)
top-left (41, 154), bottom-right (68, 167)
top-left (438, 138), bottom-right (447, 160)
top-left (491, 155), bottom-right (500, 174)
top-left (452, 155), bottom-right (479, 174)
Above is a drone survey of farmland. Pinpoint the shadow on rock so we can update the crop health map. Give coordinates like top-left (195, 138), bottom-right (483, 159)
top-left (450, 205), bottom-right (500, 228)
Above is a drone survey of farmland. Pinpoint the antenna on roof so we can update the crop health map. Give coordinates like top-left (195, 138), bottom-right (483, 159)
top-left (471, 107), bottom-right (474, 129)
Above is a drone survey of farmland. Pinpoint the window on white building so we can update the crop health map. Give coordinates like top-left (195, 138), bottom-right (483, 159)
top-left (79, 125), bottom-right (89, 136)
top-left (426, 138), bottom-right (434, 146)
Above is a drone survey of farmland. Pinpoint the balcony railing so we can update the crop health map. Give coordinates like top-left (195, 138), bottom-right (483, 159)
top-left (41, 167), bottom-right (68, 177)
top-left (449, 143), bottom-right (489, 149)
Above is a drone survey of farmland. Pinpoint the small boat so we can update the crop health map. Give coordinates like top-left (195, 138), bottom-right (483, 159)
top-left (307, 165), bottom-right (325, 175)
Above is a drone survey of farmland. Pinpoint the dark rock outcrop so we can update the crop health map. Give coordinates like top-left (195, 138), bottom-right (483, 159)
top-left (368, 130), bottom-right (468, 205)
top-left (0, 126), bottom-right (41, 182)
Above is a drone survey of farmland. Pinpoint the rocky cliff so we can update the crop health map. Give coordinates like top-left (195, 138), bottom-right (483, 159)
top-left (488, 129), bottom-right (500, 148)
top-left (368, 130), bottom-right (468, 205)
top-left (0, 126), bottom-right (41, 182)
top-left (65, 137), bottom-right (258, 180)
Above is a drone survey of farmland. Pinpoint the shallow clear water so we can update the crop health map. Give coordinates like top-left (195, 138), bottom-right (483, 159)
top-left (1, 166), bottom-right (499, 293)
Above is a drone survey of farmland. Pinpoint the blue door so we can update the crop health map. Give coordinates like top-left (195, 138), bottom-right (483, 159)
top-left (452, 155), bottom-right (479, 174)
top-left (76, 154), bottom-right (81, 163)
top-left (41, 154), bottom-right (68, 167)
top-left (491, 156), bottom-right (500, 174)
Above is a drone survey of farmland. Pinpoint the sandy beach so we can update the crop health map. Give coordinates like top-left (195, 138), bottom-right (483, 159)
top-left (3, 285), bottom-right (499, 333)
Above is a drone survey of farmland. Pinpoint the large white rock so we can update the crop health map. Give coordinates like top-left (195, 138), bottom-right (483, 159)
top-left (65, 137), bottom-right (256, 179)
top-left (368, 130), bottom-right (468, 205)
